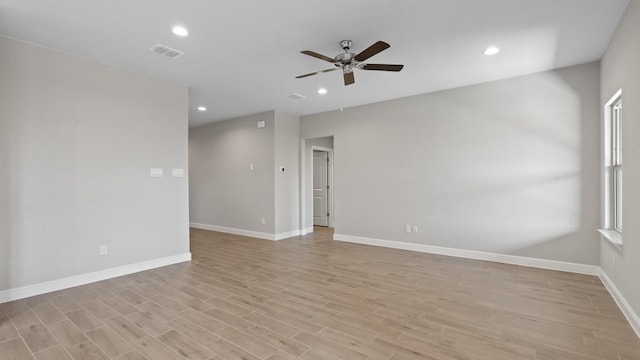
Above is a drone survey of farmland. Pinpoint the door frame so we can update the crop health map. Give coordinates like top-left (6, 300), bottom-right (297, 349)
top-left (311, 146), bottom-right (334, 228)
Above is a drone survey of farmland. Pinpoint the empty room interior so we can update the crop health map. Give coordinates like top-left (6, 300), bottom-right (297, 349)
top-left (2, 0), bottom-right (640, 359)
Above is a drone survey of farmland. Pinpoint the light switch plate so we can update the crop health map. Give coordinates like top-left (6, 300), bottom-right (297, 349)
top-left (172, 168), bottom-right (185, 177)
top-left (257, 120), bottom-right (266, 128)
top-left (150, 168), bottom-right (163, 177)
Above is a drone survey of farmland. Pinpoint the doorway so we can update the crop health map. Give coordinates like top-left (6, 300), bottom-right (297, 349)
top-left (313, 150), bottom-right (329, 226)
top-left (302, 136), bottom-right (334, 232)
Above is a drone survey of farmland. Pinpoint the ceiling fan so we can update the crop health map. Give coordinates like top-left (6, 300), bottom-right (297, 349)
top-left (296, 40), bottom-right (404, 86)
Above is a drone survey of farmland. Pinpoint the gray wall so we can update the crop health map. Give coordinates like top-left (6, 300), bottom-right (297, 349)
top-left (189, 110), bottom-right (302, 237)
top-left (0, 36), bottom-right (190, 291)
top-left (274, 111), bottom-right (301, 234)
top-left (600, 0), bottom-right (640, 316)
top-left (307, 137), bottom-right (334, 150)
top-left (301, 62), bottom-right (601, 265)
top-left (189, 111), bottom-right (276, 233)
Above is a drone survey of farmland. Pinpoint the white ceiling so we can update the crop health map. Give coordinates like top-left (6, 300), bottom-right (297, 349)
top-left (0, 0), bottom-right (629, 127)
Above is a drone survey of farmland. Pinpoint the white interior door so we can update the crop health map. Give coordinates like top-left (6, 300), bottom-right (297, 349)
top-left (313, 151), bottom-right (329, 226)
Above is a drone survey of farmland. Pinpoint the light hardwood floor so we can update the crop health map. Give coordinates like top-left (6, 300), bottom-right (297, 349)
top-left (1, 227), bottom-right (639, 360)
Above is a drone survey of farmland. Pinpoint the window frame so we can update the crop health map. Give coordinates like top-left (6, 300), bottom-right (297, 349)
top-left (603, 89), bottom-right (623, 238)
top-left (611, 100), bottom-right (622, 232)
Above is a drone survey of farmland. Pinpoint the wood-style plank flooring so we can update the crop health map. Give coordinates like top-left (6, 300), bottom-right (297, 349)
top-left (1, 227), bottom-right (639, 360)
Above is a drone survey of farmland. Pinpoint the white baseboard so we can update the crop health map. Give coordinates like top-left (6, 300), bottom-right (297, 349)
top-left (301, 227), bottom-right (314, 235)
top-left (333, 234), bottom-right (600, 275)
top-left (190, 222), bottom-right (303, 241)
top-left (599, 269), bottom-right (640, 338)
top-left (275, 230), bottom-right (303, 240)
top-left (190, 222), bottom-right (277, 240)
top-left (0, 252), bottom-right (191, 304)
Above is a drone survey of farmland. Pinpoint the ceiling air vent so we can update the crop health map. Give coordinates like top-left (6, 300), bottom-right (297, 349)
top-left (287, 93), bottom-right (306, 100)
top-left (149, 44), bottom-right (184, 59)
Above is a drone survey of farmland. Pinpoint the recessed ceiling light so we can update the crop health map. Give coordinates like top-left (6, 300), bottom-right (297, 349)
top-left (317, 88), bottom-right (328, 95)
top-left (172, 26), bottom-right (189, 37)
top-left (197, 106), bottom-right (207, 111)
top-left (484, 46), bottom-right (500, 56)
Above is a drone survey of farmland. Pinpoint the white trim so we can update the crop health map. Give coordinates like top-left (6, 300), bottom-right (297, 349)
top-left (275, 230), bottom-right (302, 241)
top-left (190, 222), bottom-right (277, 240)
top-left (301, 227), bottom-right (314, 235)
top-left (333, 234), bottom-right (599, 275)
top-left (311, 145), bottom-right (335, 228)
top-left (598, 229), bottom-right (623, 251)
top-left (190, 222), bottom-right (303, 241)
top-left (0, 253), bottom-right (191, 304)
top-left (603, 89), bottom-right (623, 233)
top-left (300, 139), bottom-right (307, 238)
top-left (599, 269), bottom-right (640, 338)
top-left (605, 88), bottom-right (623, 107)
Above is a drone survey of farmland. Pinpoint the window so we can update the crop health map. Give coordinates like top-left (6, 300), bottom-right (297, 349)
top-left (603, 89), bottom-right (623, 240)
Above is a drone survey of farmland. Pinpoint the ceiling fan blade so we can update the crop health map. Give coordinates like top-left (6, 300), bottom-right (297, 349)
top-left (354, 41), bottom-right (390, 62)
top-left (361, 64), bottom-right (404, 72)
top-left (344, 71), bottom-right (355, 85)
top-left (301, 50), bottom-right (337, 63)
top-left (296, 68), bottom-right (338, 79)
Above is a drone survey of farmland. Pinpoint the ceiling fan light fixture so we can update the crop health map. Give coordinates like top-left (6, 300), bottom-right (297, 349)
top-left (484, 46), bottom-right (500, 55)
top-left (317, 88), bottom-right (328, 95)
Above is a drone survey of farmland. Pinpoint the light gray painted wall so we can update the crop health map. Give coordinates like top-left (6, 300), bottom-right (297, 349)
top-left (274, 111), bottom-right (300, 234)
top-left (189, 110), bottom-right (301, 237)
top-left (189, 111), bottom-right (276, 233)
top-left (0, 37), bottom-right (190, 291)
top-left (301, 62), bottom-right (601, 265)
top-left (307, 137), bottom-right (334, 149)
top-left (600, 0), bottom-right (640, 316)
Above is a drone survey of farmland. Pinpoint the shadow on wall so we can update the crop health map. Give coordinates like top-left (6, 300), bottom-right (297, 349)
top-left (428, 68), bottom-right (597, 262)
top-left (421, 170), bottom-right (581, 254)
top-left (514, 68), bottom-right (599, 262)
top-left (322, 63), bottom-right (600, 265)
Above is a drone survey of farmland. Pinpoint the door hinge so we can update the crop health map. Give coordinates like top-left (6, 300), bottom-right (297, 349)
top-left (327, 212), bottom-right (330, 217)
top-left (326, 184), bottom-right (329, 190)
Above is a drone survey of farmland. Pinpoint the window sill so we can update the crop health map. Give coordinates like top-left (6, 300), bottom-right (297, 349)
top-left (598, 229), bottom-right (623, 251)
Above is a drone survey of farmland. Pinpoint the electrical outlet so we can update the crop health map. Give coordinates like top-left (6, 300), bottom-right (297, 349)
top-left (412, 225), bottom-right (419, 233)
top-left (405, 224), bottom-right (411, 233)
top-left (99, 245), bottom-right (108, 256)
top-left (261, 217), bottom-right (266, 225)
top-left (613, 255), bottom-right (616, 268)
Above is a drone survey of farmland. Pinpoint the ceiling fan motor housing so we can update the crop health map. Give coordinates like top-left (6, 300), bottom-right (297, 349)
top-left (336, 40), bottom-right (357, 69)
top-left (335, 52), bottom-right (356, 65)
